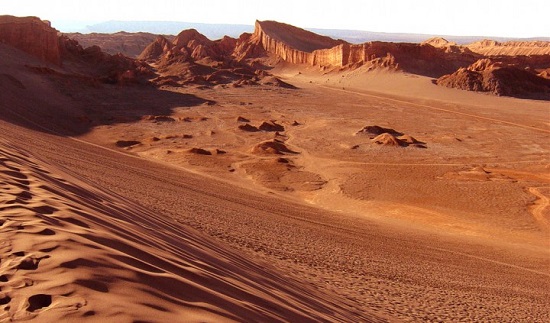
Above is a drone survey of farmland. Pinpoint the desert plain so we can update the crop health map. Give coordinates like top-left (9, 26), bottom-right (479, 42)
top-left (1, 16), bottom-right (549, 322)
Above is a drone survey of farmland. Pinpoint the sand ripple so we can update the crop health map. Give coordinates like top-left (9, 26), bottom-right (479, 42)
top-left (0, 142), bottom-right (380, 322)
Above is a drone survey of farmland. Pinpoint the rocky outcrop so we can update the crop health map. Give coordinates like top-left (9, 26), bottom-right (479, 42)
top-left (59, 36), bottom-right (153, 84)
top-left (253, 20), bottom-right (344, 66)
top-left (252, 20), bottom-right (550, 81)
top-left (345, 41), bottom-right (476, 76)
top-left (65, 31), bottom-right (172, 58)
top-left (253, 20), bottom-right (477, 77)
top-left (371, 133), bottom-right (425, 148)
top-left (131, 19), bottom-right (549, 96)
top-left (252, 140), bottom-right (298, 155)
top-left (138, 36), bottom-right (174, 61)
top-left (138, 29), bottom-right (239, 63)
top-left (138, 28), bottom-right (291, 88)
top-left (466, 40), bottom-right (550, 56)
top-left (253, 20), bottom-right (342, 66)
top-left (0, 15), bottom-right (60, 64)
top-left (422, 37), bottom-right (457, 48)
top-left (356, 125), bottom-right (403, 138)
top-left (232, 32), bottom-right (267, 62)
top-left (436, 58), bottom-right (550, 98)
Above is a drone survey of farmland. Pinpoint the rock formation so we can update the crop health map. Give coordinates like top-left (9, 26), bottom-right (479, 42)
top-left (252, 140), bottom-right (298, 155)
top-left (258, 121), bottom-right (285, 132)
top-left (189, 148), bottom-right (212, 155)
top-left (64, 32), bottom-right (173, 58)
top-left (238, 124), bottom-right (260, 132)
top-left (138, 29), bottom-right (238, 63)
top-left (138, 27), bottom-right (291, 87)
top-left (355, 125), bottom-right (425, 148)
top-left (466, 40), bottom-right (550, 56)
top-left (253, 20), bottom-right (476, 77)
top-left (422, 37), bottom-right (458, 48)
top-left (371, 133), bottom-right (425, 148)
top-left (58, 18), bottom-right (549, 97)
top-left (138, 35), bottom-right (177, 61)
top-left (372, 133), bottom-right (404, 147)
top-left (436, 58), bottom-right (550, 97)
top-left (59, 36), bottom-right (152, 84)
top-left (0, 16), bottom-right (151, 84)
top-left (356, 125), bottom-right (403, 138)
top-left (253, 20), bottom-right (344, 66)
top-left (0, 15), bottom-right (61, 64)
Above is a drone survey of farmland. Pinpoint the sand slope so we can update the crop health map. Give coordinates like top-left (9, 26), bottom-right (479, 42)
top-left (0, 138), bottom-right (382, 322)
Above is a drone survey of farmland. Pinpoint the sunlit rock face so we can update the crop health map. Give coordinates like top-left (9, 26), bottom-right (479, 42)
top-left (0, 15), bottom-right (61, 65)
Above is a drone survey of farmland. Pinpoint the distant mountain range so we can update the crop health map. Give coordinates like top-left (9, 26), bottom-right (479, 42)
top-left (81, 20), bottom-right (550, 44)
top-left (80, 21), bottom-right (253, 41)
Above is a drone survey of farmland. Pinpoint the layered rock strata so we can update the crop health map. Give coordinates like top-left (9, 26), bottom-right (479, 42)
top-left (0, 15), bottom-right (61, 64)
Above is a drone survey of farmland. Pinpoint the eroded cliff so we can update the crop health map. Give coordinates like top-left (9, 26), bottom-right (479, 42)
top-left (467, 40), bottom-right (550, 56)
top-left (0, 15), bottom-right (61, 64)
top-left (254, 20), bottom-right (477, 76)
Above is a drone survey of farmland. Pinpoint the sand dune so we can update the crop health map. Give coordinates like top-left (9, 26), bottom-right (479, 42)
top-left (0, 137), bottom-right (381, 322)
top-left (2, 114), bottom-right (548, 321)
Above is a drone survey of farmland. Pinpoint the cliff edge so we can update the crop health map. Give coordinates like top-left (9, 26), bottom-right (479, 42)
top-left (0, 15), bottom-right (61, 65)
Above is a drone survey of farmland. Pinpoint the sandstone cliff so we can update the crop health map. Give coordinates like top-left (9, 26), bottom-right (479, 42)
top-left (32, 17), bottom-right (546, 98)
top-left (253, 20), bottom-right (343, 66)
top-left (466, 40), bottom-right (550, 56)
top-left (253, 20), bottom-right (476, 77)
top-left (0, 15), bottom-right (60, 64)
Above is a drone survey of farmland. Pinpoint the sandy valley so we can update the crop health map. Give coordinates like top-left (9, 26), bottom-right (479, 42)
top-left (1, 15), bottom-right (549, 322)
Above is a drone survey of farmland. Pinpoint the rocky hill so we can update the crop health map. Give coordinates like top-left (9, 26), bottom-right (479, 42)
top-left (137, 28), bottom-right (287, 88)
top-left (466, 40), bottom-right (550, 56)
top-left (59, 36), bottom-right (152, 84)
top-left (422, 37), bottom-right (458, 48)
top-left (0, 16), bottom-right (151, 85)
top-left (0, 15), bottom-right (61, 64)
top-left (65, 32), bottom-right (174, 58)
top-left (254, 20), bottom-right (344, 64)
top-left (134, 20), bottom-right (550, 97)
top-left (436, 58), bottom-right (550, 98)
top-left (253, 20), bottom-right (478, 77)
top-left (4, 15), bottom-right (548, 98)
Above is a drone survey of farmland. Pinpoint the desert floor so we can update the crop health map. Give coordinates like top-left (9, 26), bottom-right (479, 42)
top-left (1, 52), bottom-right (549, 321)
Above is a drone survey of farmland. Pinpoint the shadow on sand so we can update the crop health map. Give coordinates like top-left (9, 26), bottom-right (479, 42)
top-left (0, 69), bottom-right (216, 137)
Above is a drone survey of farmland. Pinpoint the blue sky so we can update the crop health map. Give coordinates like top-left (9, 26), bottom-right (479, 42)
top-left (2, 0), bottom-right (548, 37)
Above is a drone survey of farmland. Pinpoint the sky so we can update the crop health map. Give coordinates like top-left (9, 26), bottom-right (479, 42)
top-left (1, 0), bottom-right (549, 38)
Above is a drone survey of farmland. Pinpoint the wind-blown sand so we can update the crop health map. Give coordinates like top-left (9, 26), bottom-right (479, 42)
top-left (0, 132), bottom-right (382, 322)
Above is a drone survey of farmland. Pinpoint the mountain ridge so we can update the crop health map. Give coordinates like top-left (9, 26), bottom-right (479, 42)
top-left (2, 15), bottom-right (549, 98)
top-left (76, 20), bottom-right (550, 44)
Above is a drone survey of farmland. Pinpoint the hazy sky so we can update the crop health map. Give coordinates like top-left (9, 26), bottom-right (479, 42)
top-left (2, 0), bottom-right (548, 37)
